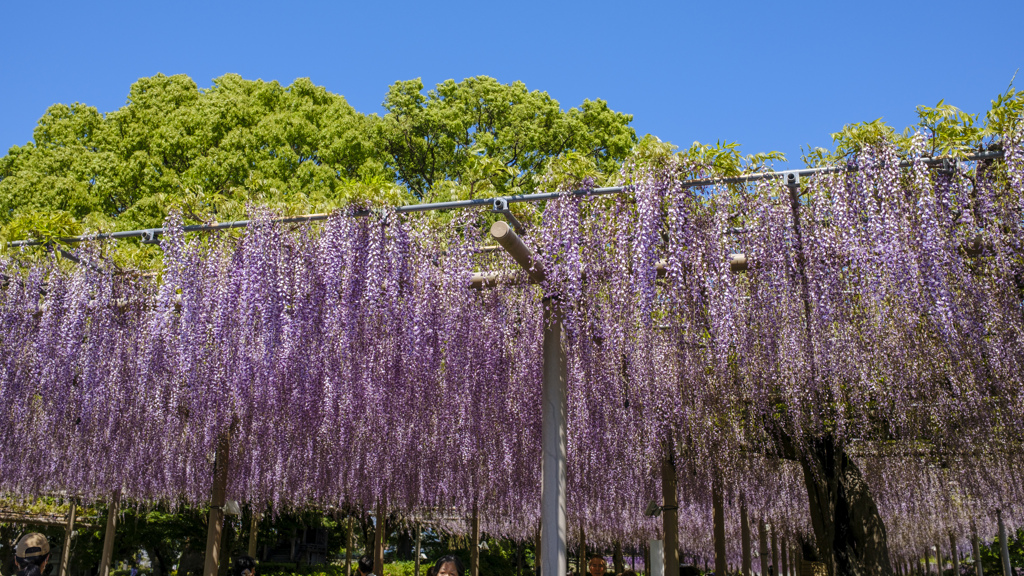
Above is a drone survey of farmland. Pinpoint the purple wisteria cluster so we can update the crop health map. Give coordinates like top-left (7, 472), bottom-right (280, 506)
top-left (0, 136), bottom-right (1021, 562)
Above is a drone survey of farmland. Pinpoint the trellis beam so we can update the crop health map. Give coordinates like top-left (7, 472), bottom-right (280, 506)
top-left (7, 151), bottom-right (1002, 249)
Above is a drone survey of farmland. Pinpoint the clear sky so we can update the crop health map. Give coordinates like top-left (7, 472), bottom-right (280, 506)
top-left (2, 0), bottom-right (1022, 167)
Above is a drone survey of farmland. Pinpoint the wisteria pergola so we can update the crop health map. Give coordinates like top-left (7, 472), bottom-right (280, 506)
top-left (1, 138), bottom-right (1022, 576)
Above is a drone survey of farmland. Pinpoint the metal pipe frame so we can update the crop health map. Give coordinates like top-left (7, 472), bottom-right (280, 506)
top-left (6, 151), bottom-right (1003, 248)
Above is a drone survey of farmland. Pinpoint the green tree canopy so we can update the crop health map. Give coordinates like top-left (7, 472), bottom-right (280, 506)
top-left (0, 74), bottom-right (637, 245)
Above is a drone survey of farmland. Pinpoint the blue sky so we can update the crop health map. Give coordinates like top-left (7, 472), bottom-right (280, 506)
top-left (2, 0), bottom-right (1022, 167)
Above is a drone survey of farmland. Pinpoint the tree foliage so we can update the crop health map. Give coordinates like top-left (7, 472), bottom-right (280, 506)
top-left (0, 74), bottom-right (636, 246)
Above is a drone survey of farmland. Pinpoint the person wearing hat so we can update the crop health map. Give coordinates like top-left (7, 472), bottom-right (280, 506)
top-left (14, 533), bottom-right (50, 576)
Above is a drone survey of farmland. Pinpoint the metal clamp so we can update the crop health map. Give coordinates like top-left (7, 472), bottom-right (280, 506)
top-left (782, 171), bottom-right (800, 189)
top-left (140, 229), bottom-right (161, 244)
top-left (491, 198), bottom-right (526, 234)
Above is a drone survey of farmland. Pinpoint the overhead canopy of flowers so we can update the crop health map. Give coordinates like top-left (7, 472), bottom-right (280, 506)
top-left (0, 134), bottom-right (1022, 566)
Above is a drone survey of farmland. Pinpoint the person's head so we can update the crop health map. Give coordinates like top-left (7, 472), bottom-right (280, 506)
top-left (234, 555), bottom-right (256, 576)
top-left (588, 556), bottom-right (608, 576)
top-left (622, 570), bottom-right (638, 576)
top-left (15, 533), bottom-right (50, 576)
top-left (433, 555), bottom-right (465, 576)
top-left (358, 555), bottom-right (374, 576)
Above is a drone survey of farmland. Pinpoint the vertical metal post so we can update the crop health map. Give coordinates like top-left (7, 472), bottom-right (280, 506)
top-left (58, 500), bottom-right (77, 576)
top-left (740, 501), bottom-right (751, 576)
top-left (98, 492), bottom-right (120, 576)
top-left (713, 483), bottom-right (726, 576)
top-left (662, 455), bottom-right (680, 576)
top-left (204, 435), bottom-right (230, 576)
top-left (998, 510), bottom-right (1011, 576)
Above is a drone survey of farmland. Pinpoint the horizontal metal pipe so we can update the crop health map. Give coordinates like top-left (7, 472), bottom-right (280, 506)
top-left (6, 151), bottom-right (1003, 248)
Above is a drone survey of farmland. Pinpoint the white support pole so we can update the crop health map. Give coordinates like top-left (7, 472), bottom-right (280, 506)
top-left (491, 220), bottom-right (565, 576)
top-left (972, 528), bottom-right (984, 576)
top-left (204, 435), bottom-right (230, 576)
top-left (998, 510), bottom-right (1011, 576)
top-left (541, 306), bottom-right (567, 576)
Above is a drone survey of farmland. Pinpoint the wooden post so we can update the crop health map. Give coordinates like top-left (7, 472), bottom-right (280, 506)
top-left (98, 492), bottom-right (120, 576)
top-left (374, 501), bottom-right (387, 576)
top-left (925, 549), bottom-right (932, 576)
top-left (935, 542), bottom-right (943, 576)
top-left (415, 522), bottom-right (422, 576)
top-left (472, 504), bottom-right (481, 576)
top-left (203, 435), bottom-right (231, 576)
top-left (346, 517), bottom-right (354, 576)
top-left (949, 534), bottom-right (959, 576)
top-left (247, 510), bottom-right (259, 558)
top-left (740, 500), bottom-right (751, 576)
top-left (770, 525), bottom-right (779, 576)
top-left (663, 455), bottom-right (680, 576)
top-left (758, 519), bottom-right (769, 576)
top-left (58, 500), bottom-right (77, 576)
top-left (713, 480), bottom-right (726, 576)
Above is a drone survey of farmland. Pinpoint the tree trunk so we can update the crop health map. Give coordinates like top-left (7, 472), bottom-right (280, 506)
top-left (614, 542), bottom-right (625, 575)
top-left (796, 436), bottom-right (893, 576)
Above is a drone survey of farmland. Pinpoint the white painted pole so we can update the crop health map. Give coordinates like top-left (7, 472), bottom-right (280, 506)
top-left (998, 510), bottom-right (1011, 576)
top-left (541, 306), bottom-right (567, 576)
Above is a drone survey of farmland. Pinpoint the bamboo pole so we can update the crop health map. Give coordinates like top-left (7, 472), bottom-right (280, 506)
top-left (663, 455), bottom-right (680, 576)
top-left (98, 492), bottom-right (120, 576)
top-left (58, 500), bottom-right (77, 576)
top-left (203, 435), bottom-right (231, 576)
